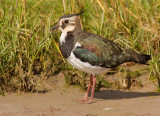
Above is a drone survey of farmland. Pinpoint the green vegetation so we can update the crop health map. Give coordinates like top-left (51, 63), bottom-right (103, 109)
top-left (0, 0), bottom-right (160, 93)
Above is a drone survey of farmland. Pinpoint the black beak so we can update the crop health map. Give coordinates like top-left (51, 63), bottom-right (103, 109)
top-left (50, 24), bottom-right (59, 31)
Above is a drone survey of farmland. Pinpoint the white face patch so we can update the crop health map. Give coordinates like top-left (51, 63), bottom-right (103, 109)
top-left (59, 16), bottom-right (76, 32)
top-left (59, 25), bottom-right (75, 44)
top-left (59, 16), bottom-right (76, 25)
top-left (60, 31), bottom-right (67, 44)
top-left (63, 25), bottom-right (75, 32)
top-left (59, 16), bottom-right (76, 45)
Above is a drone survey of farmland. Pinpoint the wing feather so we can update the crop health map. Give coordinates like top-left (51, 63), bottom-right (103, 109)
top-left (73, 33), bottom-right (132, 68)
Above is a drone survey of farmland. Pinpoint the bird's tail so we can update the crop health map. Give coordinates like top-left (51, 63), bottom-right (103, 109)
top-left (126, 50), bottom-right (151, 64)
top-left (136, 54), bottom-right (151, 64)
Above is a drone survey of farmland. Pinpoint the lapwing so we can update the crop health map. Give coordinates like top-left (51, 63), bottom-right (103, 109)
top-left (50, 11), bottom-right (151, 104)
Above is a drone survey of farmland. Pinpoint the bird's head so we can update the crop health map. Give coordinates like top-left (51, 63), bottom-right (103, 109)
top-left (50, 11), bottom-right (85, 33)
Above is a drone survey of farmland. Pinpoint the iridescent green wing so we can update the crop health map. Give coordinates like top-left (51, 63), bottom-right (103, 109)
top-left (73, 34), bottom-right (132, 68)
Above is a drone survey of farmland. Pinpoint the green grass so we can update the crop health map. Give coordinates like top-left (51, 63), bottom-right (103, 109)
top-left (0, 0), bottom-right (160, 92)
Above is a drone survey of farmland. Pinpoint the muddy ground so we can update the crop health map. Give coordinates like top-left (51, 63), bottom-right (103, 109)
top-left (0, 71), bottom-right (160, 116)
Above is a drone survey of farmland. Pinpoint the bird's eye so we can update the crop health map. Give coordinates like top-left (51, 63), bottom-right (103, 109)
top-left (64, 20), bottom-right (69, 24)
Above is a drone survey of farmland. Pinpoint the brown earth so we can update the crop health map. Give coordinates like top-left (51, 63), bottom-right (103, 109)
top-left (0, 71), bottom-right (160, 116)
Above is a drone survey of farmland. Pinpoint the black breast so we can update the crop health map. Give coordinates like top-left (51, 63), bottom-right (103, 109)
top-left (59, 33), bottom-right (75, 58)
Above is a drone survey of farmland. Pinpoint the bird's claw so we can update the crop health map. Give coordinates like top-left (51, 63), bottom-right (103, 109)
top-left (77, 97), bottom-right (93, 104)
top-left (82, 99), bottom-right (93, 104)
top-left (77, 97), bottom-right (88, 102)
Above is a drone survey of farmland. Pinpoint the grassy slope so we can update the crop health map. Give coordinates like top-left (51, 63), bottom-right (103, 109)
top-left (0, 0), bottom-right (159, 92)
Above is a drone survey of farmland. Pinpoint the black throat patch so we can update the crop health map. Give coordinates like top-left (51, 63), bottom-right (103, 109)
top-left (59, 33), bottom-right (75, 58)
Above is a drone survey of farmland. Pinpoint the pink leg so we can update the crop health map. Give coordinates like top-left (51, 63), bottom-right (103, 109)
top-left (78, 74), bottom-right (93, 102)
top-left (85, 76), bottom-right (96, 104)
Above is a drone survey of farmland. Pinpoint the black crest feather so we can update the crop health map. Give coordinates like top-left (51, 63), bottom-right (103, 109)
top-left (60, 10), bottom-right (86, 19)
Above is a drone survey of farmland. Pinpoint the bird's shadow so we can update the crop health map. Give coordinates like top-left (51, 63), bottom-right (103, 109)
top-left (93, 89), bottom-right (160, 102)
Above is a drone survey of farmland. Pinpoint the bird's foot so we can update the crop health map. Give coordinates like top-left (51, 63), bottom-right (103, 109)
top-left (77, 97), bottom-right (89, 103)
top-left (77, 97), bottom-right (93, 104)
top-left (77, 94), bottom-right (89, 102)
top-left (82, 98), bottom-right (93, 104)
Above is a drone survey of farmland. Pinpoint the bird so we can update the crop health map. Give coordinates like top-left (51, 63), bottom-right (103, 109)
top-left (50, 11), bottom-right (151, 104)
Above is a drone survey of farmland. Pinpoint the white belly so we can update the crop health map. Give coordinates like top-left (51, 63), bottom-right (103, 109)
top-left (66, 52), bottom-right (110, 76)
